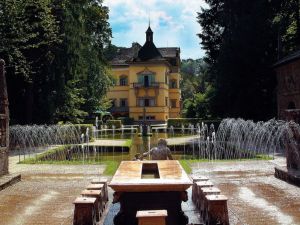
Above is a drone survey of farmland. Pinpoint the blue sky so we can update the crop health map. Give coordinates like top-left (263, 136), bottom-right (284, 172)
top-left (103, 0), bottom-right (208, 59)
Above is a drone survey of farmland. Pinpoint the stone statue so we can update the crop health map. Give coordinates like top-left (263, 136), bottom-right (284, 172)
top-left (286, 123), bottom-right (300, 170)
top-left (139, 138), bottom-right (173, 160)
top-left (0, 59), bottom-right (9, 175)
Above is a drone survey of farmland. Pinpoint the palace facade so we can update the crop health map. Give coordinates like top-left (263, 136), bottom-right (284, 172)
top-left (107, 26), bottom-right (181, 123)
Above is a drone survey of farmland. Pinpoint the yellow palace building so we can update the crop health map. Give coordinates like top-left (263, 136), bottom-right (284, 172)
top-left (107, 25), bottom-right (181, 123)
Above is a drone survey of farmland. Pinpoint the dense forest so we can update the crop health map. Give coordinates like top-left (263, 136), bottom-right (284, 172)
top-left (194, 0), bottom-right (300, 121)
top-left (0, 0), bottom-right (112, 124)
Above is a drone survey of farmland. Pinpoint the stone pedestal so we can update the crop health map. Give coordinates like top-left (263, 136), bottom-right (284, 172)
top-left (195, 181), bottom-right (213, 209)
top-left (191, 175), bottom-right (208, 204)
top-left (73, 197), bottom-right (97, 225)
top-left (91, 178), bottom-right (109, 202)
top-left (204, 194), bottom-right (229, 225)
top-left (0, 147), bottom-right (8, 176)
top-left (275, 166), bottom-right (300, 187)
top-left (81, 189), bottom-right (103, 221)
top-left (136, 210), bottom-right (167, 225)
top-left (0, 59), bottom-right (9, 176)
top-left (200, 187), bottom-right (221, 217)
top-left (87, 183), bottom-right (104, 191)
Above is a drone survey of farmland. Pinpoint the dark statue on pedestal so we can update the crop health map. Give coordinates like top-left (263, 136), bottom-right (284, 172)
top-left (275, 115), bottom-right (300, 186)
top-left (0, 59), bottom-right (9, 176)
top-left (286, 123), bottom-right (300, 170)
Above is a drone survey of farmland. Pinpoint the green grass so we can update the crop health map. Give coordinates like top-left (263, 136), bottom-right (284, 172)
top-left (124, 139), bottom-right (133, 148)
top-left (179, 160), bottom-right (192, 174)
top-left (102, 161), bottom-right (120, 176)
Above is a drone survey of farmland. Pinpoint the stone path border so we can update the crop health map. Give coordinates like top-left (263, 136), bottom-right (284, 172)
top-left (0, 173), bottom-right (21, 191)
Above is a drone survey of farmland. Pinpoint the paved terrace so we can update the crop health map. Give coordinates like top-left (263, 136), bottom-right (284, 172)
top-left (0, 155), bottom-right (299, 225)
top-left (192, 157), bottom-right (300, 225)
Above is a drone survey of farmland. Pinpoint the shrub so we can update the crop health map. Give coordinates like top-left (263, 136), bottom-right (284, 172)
top-left (167, 118), bottom-right (221, 129)
top-left (73, 124), bottom-right (94, 139)
top-left (106, 120), bottom-right (122, 129)
top-left (117, 117), bottom-right (134, 125)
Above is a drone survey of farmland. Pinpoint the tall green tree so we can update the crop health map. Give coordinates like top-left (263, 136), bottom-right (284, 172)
top-left (0, 0), bottom-right (60, 124)
top-left (198, 0), bottom-right (279, 120)
top-left (0, 0), bottom-right (112, 124)
top-left (53, 0), bottom-right (112, 123)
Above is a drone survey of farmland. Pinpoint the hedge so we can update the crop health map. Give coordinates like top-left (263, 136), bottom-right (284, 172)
top-left (117, 117), bottom-right (134, 125)
top-left (167, 118), bottom-right (222, 129)
top-left (73, 124), bottom-right (94, 139)
top-left (106, 120), bottom-right (122, 129)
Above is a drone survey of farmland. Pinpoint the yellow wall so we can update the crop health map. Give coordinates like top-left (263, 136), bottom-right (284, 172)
top-left (107, 62), bottom-right (181, 122)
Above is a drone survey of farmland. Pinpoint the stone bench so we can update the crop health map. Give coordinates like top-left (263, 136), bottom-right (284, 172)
top-left (190, 175), bottom-right (209, 204)
top-left (136, 210), bottom-right (168, 225)
top-left (73, 197), bottom-right (97, 225)
top-left (204, 194), bottom-right (229, 225)
top-left (81, 189), bottom-right (103, 221)
top-left (91, 178), bottom-right (109, 203)
top-left (199, 187), bottom-right (221, 218)
top-left (195, 181), bottom-right (214, 209)
top-left (86, 183), bottom-right (104, 191)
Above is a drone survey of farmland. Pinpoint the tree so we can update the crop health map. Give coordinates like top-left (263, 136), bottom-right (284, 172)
top-left (0, 0), bottom-right (113, 124)
top-left (0, 0), bottom-right (61, 124)
top-left (197, 0), bottom-right (279, 121)
top-left (53, 0), bottom-right (112, 123)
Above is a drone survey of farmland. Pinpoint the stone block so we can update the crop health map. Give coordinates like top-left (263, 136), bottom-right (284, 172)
top-left (204, 194), bottom-right (229, 225)
top-left (136, 210), bottom-right (168, 225)
top-left (91, 178), bottom-right (109, 202)
top-left (191, 175), bottom-right (209, 204)
top-left (73, 197), bottom-right (97, 225)
top-left (81, 189), bottom-right (103, 221)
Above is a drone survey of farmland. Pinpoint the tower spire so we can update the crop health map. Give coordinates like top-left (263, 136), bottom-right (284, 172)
top-left (146, 21), bottom-right (153, 42)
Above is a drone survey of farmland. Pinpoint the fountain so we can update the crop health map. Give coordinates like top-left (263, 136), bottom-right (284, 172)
top-left (0, 59), bottom-right (9, 176)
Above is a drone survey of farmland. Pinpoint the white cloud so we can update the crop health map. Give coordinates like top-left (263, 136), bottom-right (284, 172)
top-left (103, 0), bottom-right (208, 59)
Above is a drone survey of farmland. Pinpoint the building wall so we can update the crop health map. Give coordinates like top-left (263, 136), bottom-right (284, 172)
top-left (276, 59), bottom-right (300, 119)
top-left (0, 59), bottom-right (9, 176)
top-left (107, 62), bottom-right (181, 122)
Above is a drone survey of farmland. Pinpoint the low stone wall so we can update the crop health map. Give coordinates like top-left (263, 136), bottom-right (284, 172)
top-left (0, 147), bottom-right (8, 176)
top-left (275, 166), bottom-right (300, 187)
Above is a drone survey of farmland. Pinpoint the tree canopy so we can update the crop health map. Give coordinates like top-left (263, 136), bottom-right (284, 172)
top-left (0, 0), bottom-right (112, 124)
top-left (197, 0), bottom-right (300, 121)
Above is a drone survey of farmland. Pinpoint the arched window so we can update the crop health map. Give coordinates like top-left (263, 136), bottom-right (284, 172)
top-left (119, 75), bottom-right (128, 86)
top-left (288, 101), bottom-right (296, 110)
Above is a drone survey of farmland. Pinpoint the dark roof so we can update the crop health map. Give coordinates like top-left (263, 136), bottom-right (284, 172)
top-left (110, 45), bottom-right (180, 66)
top-left (146, 26), bottom-right (153, 33)
top-left (136, 41), bottom-right (163, 61)
top-left (110, 26), bottom-right (180, 66)
top-left (158, 47), bottom-right (180, 58)
top-left (274, 50), bottom-right (300, 68)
